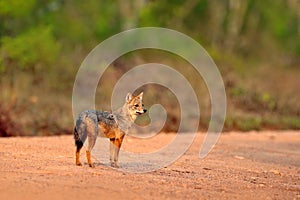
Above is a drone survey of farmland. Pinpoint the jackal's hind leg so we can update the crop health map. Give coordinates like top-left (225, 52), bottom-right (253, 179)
top-left (74, 128), bottom-right (84, 166)
top-left (86, 136), bottom-right (97, 168)
top-left (86, 150), bottom-right (94, 168)
top-left (76, 148), bottom-right (82, 166)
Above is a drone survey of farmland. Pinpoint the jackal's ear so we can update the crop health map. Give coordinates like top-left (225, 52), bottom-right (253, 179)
top-left (137, 92), bottom-right (143, 100)
top-left (126, 93), bottom-right (133, 102)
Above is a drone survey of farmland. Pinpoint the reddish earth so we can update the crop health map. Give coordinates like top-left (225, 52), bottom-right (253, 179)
top-left (0, 131), bottom-right (299, 200)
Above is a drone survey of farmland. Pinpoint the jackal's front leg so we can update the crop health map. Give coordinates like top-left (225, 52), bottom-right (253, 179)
top-left (111, 136), bottom-right (124, 168)
top-left (109, 138), bottom-right (115, 166)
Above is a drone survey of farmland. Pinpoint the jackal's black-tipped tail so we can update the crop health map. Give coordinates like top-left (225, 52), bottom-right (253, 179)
top-left (74, 127), bottom-right (83, 151)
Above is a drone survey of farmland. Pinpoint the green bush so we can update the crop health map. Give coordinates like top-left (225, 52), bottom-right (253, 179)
top-left (282, 116), bottom-right (300, 130)
top-left (1, 26), bottom-right (60, 71)
top-left (0, 0), bottom-right (36, 17)
top-left (236, 117), bottom-right (262, 131)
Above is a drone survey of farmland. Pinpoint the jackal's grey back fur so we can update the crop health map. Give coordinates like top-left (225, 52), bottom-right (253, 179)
top-left (73, 108), bottom-right (133, 146)
top-left (74, 110), bottom-right (116, 146)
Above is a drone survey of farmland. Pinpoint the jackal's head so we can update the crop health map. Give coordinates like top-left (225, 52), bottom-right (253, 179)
top-left (125, 92), bottom-right (147, 121)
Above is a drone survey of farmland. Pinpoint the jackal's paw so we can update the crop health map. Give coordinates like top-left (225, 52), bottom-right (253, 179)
top-left (110, 162), bottom-right (119, 168)
top-left (76, 162), bottom-right (82, 166)
top-left (89, 163), bottom-right (95, 168)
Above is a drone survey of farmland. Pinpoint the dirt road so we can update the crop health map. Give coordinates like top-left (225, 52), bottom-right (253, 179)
top-left (0, 131), bottom-right (299, 200)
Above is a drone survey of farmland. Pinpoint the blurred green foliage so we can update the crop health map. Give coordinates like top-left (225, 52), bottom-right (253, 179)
top-left (0, 0), bottom-right (299, 136)
top-left (0, 0), bottom-right (36, 17)
top-left (1, 26), bottom-right (60, 70)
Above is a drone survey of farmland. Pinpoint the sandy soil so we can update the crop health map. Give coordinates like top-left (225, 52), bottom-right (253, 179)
top-left (0, 131), bottom-right (299, 200)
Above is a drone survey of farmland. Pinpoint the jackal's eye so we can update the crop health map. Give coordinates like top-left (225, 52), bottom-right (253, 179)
top-left (134, 104), bottom-right (139, 107)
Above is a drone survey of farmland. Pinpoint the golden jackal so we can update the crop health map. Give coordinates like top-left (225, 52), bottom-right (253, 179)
top-left (74, 92), bottom-right (147, 168)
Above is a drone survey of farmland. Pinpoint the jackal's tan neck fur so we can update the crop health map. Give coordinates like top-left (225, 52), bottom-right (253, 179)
top-left (112, 104), bottom-right (136, 133)
top-left (118, 104), bottom-right (137, 122)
